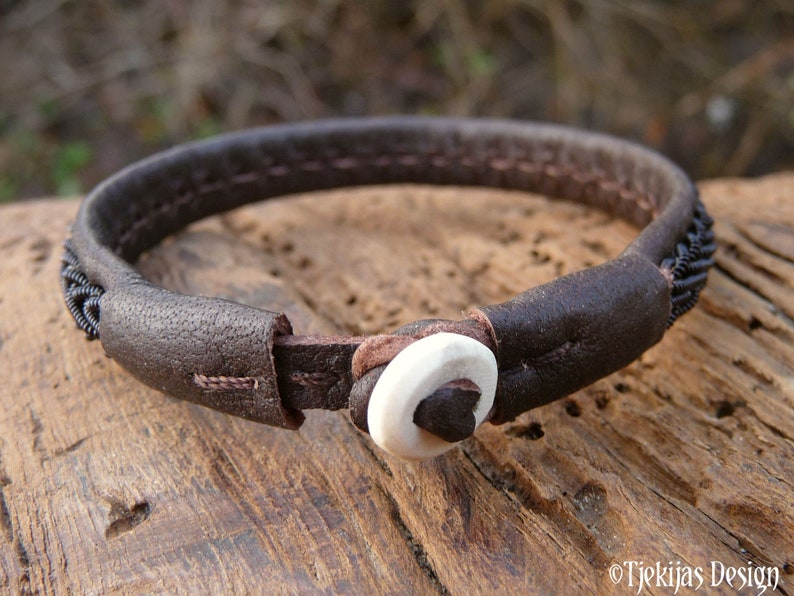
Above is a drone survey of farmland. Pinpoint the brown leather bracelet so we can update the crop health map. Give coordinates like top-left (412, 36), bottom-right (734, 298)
top-left (61, 117), bottom-right (715, 459)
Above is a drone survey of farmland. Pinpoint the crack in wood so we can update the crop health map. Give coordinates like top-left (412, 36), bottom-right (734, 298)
top-left (52, 437), bottom-right (87, 458)
top-left (15, 537), bottom-right (30, 592)
top-left (731, 355), bottom-right (776, 386)
top-left (599, 420), bottom-right (698, 505)
top-left (699, 508), bottom-right (780, 570)
top-left (714, 251), bottom-right (794, 321)
top-left (595, 428), bottom-right (792, 575)
top-left (192, 433), bottom-right (291, 568)
top-left (0, 484), bottom-right (13, 542)
top-left (461, 442), bottom-right (612, 569)
top-left (720, 233), bottom-right (787, 285)
top-left (383, 492), bottom-right (450, 595)
top-left (743, 403), bottom-right (794, 443)
top-left (736, 221), bottom-right (794, 266)
top-left (713, 263), bottom-right (794, 327)
top-left (29, 409), bottom-right (44, 455)
top-left (0, 482), bottom-right (32, 591)
top-left (349, 423), bottom-right (393, 478)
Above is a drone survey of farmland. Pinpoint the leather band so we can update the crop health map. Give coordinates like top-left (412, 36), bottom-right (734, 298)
top-left (61, 117), bottom-right (715, 435)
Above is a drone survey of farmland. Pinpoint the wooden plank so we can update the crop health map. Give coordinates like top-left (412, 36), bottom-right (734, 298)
top-left (0, 174), bottom-right (792, 593)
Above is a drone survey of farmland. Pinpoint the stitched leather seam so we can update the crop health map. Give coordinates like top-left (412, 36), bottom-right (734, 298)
top-left (520, 339), bottom-right (576, 369)
top-left (193, 373), bottom-right (260, 391)
top-left (194, 371), bottom-right (344, 393)
top-left (495, 340), bottom-right (578, 382)
top-left (288, 371), bottom-right (340, 390)
top-left (113, 153), bottom-right (659, 256)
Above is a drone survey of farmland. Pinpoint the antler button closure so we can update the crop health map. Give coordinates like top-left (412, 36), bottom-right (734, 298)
top-left (367, 333), bottom-right (498, 460)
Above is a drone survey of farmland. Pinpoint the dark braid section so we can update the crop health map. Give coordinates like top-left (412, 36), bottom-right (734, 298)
top-left (61, 239), bottom-right (104, 339)
top-left (661, 199), bottom-right (716, 328)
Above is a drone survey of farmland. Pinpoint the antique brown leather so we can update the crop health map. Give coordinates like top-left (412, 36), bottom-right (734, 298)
top-left (63, 117), bottom-right (715, 436)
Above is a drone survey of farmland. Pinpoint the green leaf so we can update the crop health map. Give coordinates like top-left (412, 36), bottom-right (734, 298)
top-left (53, 141), bottom-right (93, 196)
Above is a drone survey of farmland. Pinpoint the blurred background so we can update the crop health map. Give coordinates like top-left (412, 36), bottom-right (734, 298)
top-left (1, 0), bottom-right (792, 201)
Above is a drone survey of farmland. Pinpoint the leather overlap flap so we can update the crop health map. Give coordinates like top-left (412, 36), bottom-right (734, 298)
top-left (476, 254), bottom-right (670, 423)
top-left (99, 281), bottom-right (303, 429)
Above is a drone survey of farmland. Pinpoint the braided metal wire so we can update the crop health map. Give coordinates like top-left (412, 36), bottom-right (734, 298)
top-left (61, 239), bottom-right (104, 339)
top-left (660, 199), bottom-right (716, 328)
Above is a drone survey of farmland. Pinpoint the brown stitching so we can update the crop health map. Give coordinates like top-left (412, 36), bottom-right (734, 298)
top-left (116, 186), bottom-right (198, 255)
top-left (114, 151), bottom-right (659, 255)
top-left (497, 340), bottom-right (578, 383)
top-left (193, 373), bottom-right (260, 391)
top-left (266, 164), bottom-right (290, 177)
top-left (397, 155), bottom-right (420, 167)
top-left (570, 172), bottom-right (594, 185)
top-left (489, 158), bottom-right (513, 171)
top-left (231, 171), bottom-right (260, 185)
top-left (300, 160), bottom-right (325, 171)
top-left (289, 371), bottom-right (339, 390)
top-left (330, 157), bottom-right (359, 170)
top-left (523, 340), bottom-right (576, 368)
top-left (542, 164), bottom-right (562, 177)
top-left (516, 161), bottom-right (541, 174)
top-left (199, 180), bottom-right (224, 194)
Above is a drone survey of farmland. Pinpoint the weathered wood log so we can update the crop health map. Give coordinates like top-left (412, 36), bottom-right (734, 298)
top-left (1, 174), bottom-right (792, 593)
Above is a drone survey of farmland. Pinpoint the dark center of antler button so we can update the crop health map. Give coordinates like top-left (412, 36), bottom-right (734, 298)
top-left (413, 379), bottom-right (482, 443)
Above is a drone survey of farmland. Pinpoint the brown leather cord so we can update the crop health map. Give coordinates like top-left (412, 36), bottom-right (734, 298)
top-left (348, 317), bottom-right (497, 434)
top-left (61, 117), bottom-right (715, 439)
top-left (351, 318), bottom-right (496, 380)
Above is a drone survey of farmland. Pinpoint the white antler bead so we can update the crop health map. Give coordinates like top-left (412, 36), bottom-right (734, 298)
top-left (367, 333), bottom-right (498, 460)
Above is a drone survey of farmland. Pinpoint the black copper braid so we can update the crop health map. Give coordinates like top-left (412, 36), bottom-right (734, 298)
top-left (661, 198), bottom-right (716, 328)
top-left (61, 239), bottom-right (104, 339)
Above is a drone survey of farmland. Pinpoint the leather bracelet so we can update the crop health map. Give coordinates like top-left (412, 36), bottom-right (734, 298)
top-left (61, 117), bottom-right (715, 460)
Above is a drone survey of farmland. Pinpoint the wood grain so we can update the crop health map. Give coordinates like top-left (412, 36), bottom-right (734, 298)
top-left (0, 174), bottom-right (792, 593)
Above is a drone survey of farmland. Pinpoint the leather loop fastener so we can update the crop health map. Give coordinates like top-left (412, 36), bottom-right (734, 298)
top-left (348, 317), bottom-right (497, 433)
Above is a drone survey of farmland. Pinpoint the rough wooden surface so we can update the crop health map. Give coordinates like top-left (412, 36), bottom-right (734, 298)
top-left (1, 173), bottom-right (792, 594)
